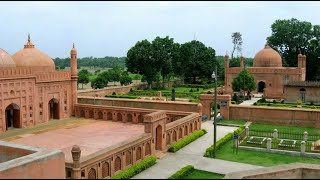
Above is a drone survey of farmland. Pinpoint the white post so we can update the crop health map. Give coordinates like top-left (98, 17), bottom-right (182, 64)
top-left (303, 131), bottom-right (308, 142)
top-left (273, 129), bottom-right (278, 139)
top-left (245, 126), bottom-right (249, 136)
top-left (267, 138), bottom-right (272, 150)
top-left (301, 141), bottom-right (306, 154)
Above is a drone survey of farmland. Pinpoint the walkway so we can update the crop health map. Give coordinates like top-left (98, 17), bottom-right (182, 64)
top-left (132, 121), bottom-right (262, 179)
top-left (238, 97), bottom-right (261, 106)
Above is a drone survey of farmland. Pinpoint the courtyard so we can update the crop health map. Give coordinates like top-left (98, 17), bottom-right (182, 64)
top-left (0, 118), bottom-right (145, 161)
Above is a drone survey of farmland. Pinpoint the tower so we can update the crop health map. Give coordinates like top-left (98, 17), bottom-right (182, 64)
top-left (70, 43), bottom-right (78, 116)
top-left (298, 49), bottom-right (303, 68)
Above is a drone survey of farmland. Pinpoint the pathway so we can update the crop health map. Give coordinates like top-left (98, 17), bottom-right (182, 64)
top-left (132, 121), bottom-right (262, 179)
top-left (238, 97), bottom-right (261, 106)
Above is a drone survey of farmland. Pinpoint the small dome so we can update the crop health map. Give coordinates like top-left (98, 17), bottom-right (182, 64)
top-left (0, 48), bottom-right (16, 67)
top-left (253, 43), bottom-right (282, 67)
top-left (12, 34), bottom-right (55, 69)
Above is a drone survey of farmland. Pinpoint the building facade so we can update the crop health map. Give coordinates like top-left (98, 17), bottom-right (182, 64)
top-left (224, 43), bottom-right (306, 99)
top-left (0, 34), bottom-right (77, 132)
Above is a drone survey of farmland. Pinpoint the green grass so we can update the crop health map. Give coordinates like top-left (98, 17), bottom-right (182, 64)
top-left (254, 102), bottom-right (320, 109)
top-left (249, 123), bottom-right (320, 135)
top-left (217, 119), bottom-right (246, 126)
top-left (215, 139), bottom-right (320, 167)
top-left (184, 169), bottom-right (224, 179)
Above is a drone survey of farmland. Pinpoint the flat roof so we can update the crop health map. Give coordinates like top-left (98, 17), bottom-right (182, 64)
top-left (6, 120), bottom-right (145, 161)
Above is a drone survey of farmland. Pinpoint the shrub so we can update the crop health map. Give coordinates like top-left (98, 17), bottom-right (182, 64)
top-left (258, 97), bottom-right (266, 103)
top-left (267, 103), bottom-right (271, 106)
top-left (207, 91), bottom-right (212, 94)
top-left (204, 126), bottom-right (244, 157)
top-left (231, 101), bottom-right (236, 104)
top-left (111, 156), bottom-right (156, 179)
top-left (168, 129), bottom-right (207, 153)
top-left (168, 165), bottom-right (194, 179)
top-left (130, 88), bottom-right (133, 92)
top-left (296, 99), bottom-right (302, 105)
top-left (189, 88), bottom-right (194, 92)
top-left (196, 88), bottom-right (199, 91)
top-left (273, 100), bottom-right (276, 103)
top-left (310, 101), bottom-right (314, 105)
top-left (112, 92), bottom-right (116, 95)
top-left (253, 102), bottom-right (257, 105)
top-left (232, 93), bottom-right (239, 103)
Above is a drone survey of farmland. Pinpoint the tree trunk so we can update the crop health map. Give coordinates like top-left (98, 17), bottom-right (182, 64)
top-left (162, 75), bottom-right (165, 89)
top-left (82, 83), bottom-right (83, 89)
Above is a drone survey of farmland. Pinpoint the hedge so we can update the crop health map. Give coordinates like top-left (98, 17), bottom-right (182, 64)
top-left (168, 165), bottom-right (195, 179)
top-left (105, 95), bottom-right (138, 99)
top-left (111, 156), bottom-right (157, 179)
top-left (168, 129), bottom-right (207, 153)
top-left (204, 126), bottom-right (245, 158)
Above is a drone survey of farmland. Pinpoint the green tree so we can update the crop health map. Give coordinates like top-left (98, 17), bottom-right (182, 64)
top-left (108, 66), bottom-right (122, 86)
top-left (267, 18), bottom-right (320, 80)
top-left (231, 32), bottom-right (243, 60)
top-left (152, 36), bottom-right (177, 88)
top-left (126, 40), bottom-right (159, 89)
top-left (120, 71), bottom-right (133, 86)
top-left (78, 69), bottom-right (91, 89)
top-left (176, 40), bottom-right (217, 83)
top-left (231, 69), bottom-right (256, 92)
top-left (91, 76), bottom-right (105, 89)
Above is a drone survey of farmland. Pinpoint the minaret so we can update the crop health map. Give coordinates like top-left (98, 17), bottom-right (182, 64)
top-left (240, 54), bottom-right (244, 68)
top-left (298, 49), bottom-right (303, 68)
top-left (225, 51), bottom-right (229, 88)
top-left (70, 43), bottom-right (78, 116)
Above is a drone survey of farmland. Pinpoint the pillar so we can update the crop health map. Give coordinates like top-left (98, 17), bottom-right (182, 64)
top-left (303, 131), bottom-right (308, 141)
top-left (273, 129), bottom-right (278, 139)
top-left (301, 141), bottom-right (306, 154)
top-left (71, 145), bottom-right (81, 179)
top-left (240, 55), bottom-right (244, 68)
top-left (245, 126), bottom-right (249, 136)
top-left (267, 138), bottom-right (272, 150)
top-left (224, 52), bottom-right (229, 88)
top-left (70, 43), bottom-right (78, 116)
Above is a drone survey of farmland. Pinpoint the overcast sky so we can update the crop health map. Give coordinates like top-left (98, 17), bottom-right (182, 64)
top-left (1, 1), bottom-right (320, 58)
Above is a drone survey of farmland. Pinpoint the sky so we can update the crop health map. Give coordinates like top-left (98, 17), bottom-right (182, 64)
top-left (1, 1), bottom-right (320, 59)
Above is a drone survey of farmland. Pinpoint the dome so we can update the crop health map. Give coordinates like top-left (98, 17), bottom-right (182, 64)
top-left (253, 43), bottom-right (282, 67)
top-left (0, 48), bottom-right (16, 67)
top-left (12, 34), bottom-right (55, 69)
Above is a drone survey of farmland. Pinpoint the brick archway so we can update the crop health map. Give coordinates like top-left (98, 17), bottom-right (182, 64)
top-left (48, 98), bottom-right (59, 120)
top-left (102, 162), bottom-right (110, 178)
top-left (5, 103), bottom-right (21, 130)
top-left (115, 156), bottom-right (121, 172)
top-left (155, 125), bottom-right (163, 150)
top-left (88, 168), bottom-right (96, 179)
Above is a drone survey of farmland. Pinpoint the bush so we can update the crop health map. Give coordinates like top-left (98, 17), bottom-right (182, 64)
top-left (189, 88), bottom-right (194, 92)
top-left (267, 103), bottom-right (271, 106)
top-left (207, 91), bottom-right (212, 94)
top-left (130, 88), bottom-right (133, 92)
top-left (105, 95), bottom-right (138, 99)
top-left (253, 102), bottom-right (257, 105)
top-left (196, 88), bottom-right (199, 91)
top-left (296, 99), bottom-right (302, 105)
top-left (204, 126), bottom-right (244, 158)
top-left (168, 129), bottom-right (207, 153)
top-left (232, 93), bottom-right (239, 103)
top-left (168, 165), bottom-right (194, 179)
top-left (112, 92), bottom-right (116, 95)
top-left (231, 101), bottom-right (236, 104)
top-left (111, 156), bottom-right (157, 179)
top-left (258, 97), bottom-right (266, 103)
top-left (273, 100), bottom-right (276, 103)
top-left (310, 101), bottom-right (314, 105)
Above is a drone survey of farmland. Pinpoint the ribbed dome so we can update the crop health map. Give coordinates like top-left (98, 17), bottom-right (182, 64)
top-left (253, 43), bottom-right (282, 67)
top-left (12, 34), bottom-right (55, 69)
top-left (0, 48), bottom-right (16, 67)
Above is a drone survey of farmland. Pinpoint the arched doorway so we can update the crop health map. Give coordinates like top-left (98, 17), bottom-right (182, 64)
top-left (155, 125), bottom-right (163, 150)
top-left (5, 103), bottom-right (20, 130)
top-left (299, 88), bottom-right (306, 103)
top-left (258, 81), bottom-right (266, 93)
top-left (48, 98), bottom-right (59, 120)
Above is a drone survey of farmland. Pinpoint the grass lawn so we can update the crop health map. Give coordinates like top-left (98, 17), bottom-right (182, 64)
top-left (185, 169), bottom-right (224, 179)
top-left (217, 119), bottom-right (246, 126)
top-left (215, 140), bottom-right (320, 167)
top-left (249, 123), bottom-right (320, 135)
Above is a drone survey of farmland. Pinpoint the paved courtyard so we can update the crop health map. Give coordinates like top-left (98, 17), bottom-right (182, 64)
top-left (2, 119), bottom-right (145, 161)
top-left (132, 120), bottom-right (262, 179)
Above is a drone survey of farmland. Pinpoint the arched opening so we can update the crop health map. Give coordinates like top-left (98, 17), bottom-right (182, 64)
top-left (117, 113), bottom-right (122, 121)
top-left (126, 151), bottom-right (132, 166)
top-left (173, 130), bottom-right (177, 142)
top-left (258, 81), bottom-right (266, 93)
top-left (48, 98), bottom-right (59, 120)
top-left (156, 125), bottom-right (163, 150)
top-left (145, 143), bottom-right (151, 156)
top-left (190, 123), bottom-right (193, 133)
top-left (89, 110), bottom-right (94, 119)
top-left (166, 133), bottom-right (170, 145)
top-left (80, 110), bottom-right (85, 118)
top-left (102, 162), bottom-right (110, 178)
top-left (127, 114), bottom-right (132, 122)
top-left (88, 168), bottom-right (96, 179)
top-left (136, 147), bottom-right (142, 161)
top-left (300, 88), bottom-right (306, 103)
top-left (115, 156), bottom-right (121, 172)
top-left (98, 111), bottom-right (103, 119)
top-left (107, 112), bottom-right (112, 120)
top-left (138, 114), bottom-right (143, 123)
top-left (185, 126), bottom-right (188, 136)
top-left (5, 103), bottom-right (20, 130)
top-left (179, 128), bottom-right (183, 139)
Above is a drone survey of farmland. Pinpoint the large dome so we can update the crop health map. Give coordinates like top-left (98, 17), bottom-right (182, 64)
top-left (253, 43), bottom-right (282, 67)
top-left (0, 48), bottom-right (16, 67)
top-left (12, 34), bottom-right (55, 69)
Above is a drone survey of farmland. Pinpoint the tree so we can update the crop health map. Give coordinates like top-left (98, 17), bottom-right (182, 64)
top-left (126, 40), bottom-right (159, 89)
top-left (78, 69), bottom-right (91, 89)
top-left (151, 36), bottom-right (177, 88)
top-left (119, 71), bottom-right (133, 86)
top-left (176, 40), bottom-right (217, 83)
top-left (231, 69), bottom-right (256, 92)
top-left (108, 66), bottom-right (122, 86)
top-left (91, 76), bottom-right (105, 89)
top-left (267, 18), bottom-right (320, 80)
top-left (231, 32), bottom-right (243, 60)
